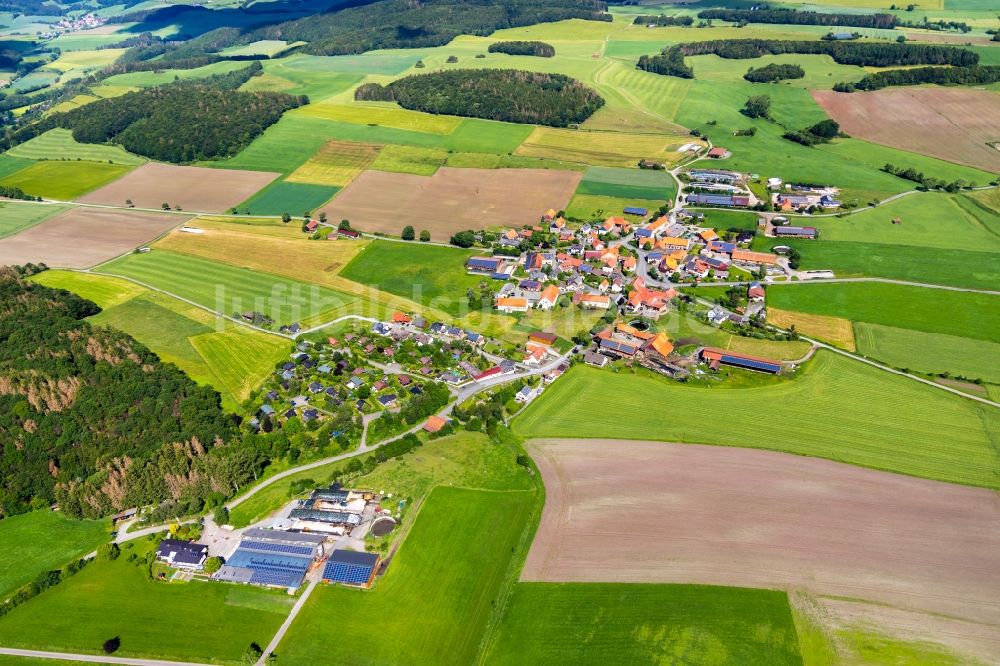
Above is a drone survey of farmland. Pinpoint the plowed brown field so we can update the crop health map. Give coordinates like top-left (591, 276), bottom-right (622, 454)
top-left (524, 438), bottom-right (1000, 661)
top-left (813, 88), bottom-right (1000, 172)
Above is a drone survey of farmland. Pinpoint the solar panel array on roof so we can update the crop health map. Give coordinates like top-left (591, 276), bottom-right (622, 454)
top-left (240, 540), bottom-right (315, 557)
top-left (719, 354), bottom-right (781, 373)
top-left (322, 550), bottom-right (378, 586)
top-left (600, 338), bottom-right (640, 355)
top-left (224, 548), bottom-right (312, 589)
top-left (289, 508), bottom-right (361, 525)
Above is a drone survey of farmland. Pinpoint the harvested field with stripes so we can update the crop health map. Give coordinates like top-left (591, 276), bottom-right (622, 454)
top-left (523, 438), bottom-right (1000, 665)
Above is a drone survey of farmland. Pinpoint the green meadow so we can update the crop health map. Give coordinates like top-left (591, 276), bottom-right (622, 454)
top-left (0, 511), bottom-right (109, 598)
top-left (766, 283), bottom-right (1000, 344)
top-left (576, 165), bottom-right (676, 201)
top-left (101, 249), bottom-right (357, 327)
top-left (0, 200), bottom-right (70, 239)
top-left (854, 323), bottom-right (1000, 384)
top-left (485, 583), bottom-right (802, 665)
top-left (278, 487), bottom-right (536, 665)
top-left (0, 161), bottom-right (132, 200)
top-left (566, 193), bottom-right (664, 221)
top-left (339, 240), bottom-right (483, 317)
top-left (514, 352), bottom-right (1000, 489)
top-left (238, 179), bottom-right (339, 216)
top-left (101, 59), bottom-right (254, 88)
top-left (6, 128), bottom-right (146, 165)
top-left (0, 541), bottom-right (294, 665)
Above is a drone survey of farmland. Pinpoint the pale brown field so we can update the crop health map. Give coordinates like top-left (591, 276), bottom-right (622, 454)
top-left (813, 88), bottom-right (1000, 173)
top-left (77, 163), bottom-right (279, 213)
top-left (524, 438), bottom-right (1000, 662)
top-left (768, 306), bottom-right (856, 351)
top-left (0, 207), bottom-right (185, 268)
top-left (317, 167), bottom-right (582, 236)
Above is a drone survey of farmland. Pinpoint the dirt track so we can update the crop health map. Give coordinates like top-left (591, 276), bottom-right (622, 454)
top-left (77, 163), bottom-right (279, 213)
top-left (318, 167), bottom-right (582, 236)
top-left (524, 438), bottom-right (1000, 661)
top-left (813, 88), bottom-right (1000, 173)
top-left (0, 206), bottom-right (185, 268)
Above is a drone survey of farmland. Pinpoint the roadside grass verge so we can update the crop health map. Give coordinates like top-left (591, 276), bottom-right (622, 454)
top-left (513, 352), bottom-right (1000, 489)
top-left (0, 511), bottom-right (109, 599)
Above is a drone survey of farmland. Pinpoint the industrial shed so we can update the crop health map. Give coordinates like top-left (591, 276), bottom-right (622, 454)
top-left (322, 550), bottom-right (380, 588)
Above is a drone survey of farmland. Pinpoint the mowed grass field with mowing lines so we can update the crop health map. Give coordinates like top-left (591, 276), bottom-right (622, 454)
top-left (100, 250), bottom-right (356, 327)
top-left (514, 353), bottom-right (1000, 489)
top-left (766, 283), bottom-right (1000, 344)
top-left (854, 322), bottom-right (1000, 384)
top-left (238, 179), bottom-right (339, 216)
top-left (6, 128), bottom-right (146, 165)
top-left (295, 102), bottom-right (463, 134)
top-left (485, 584), bottom-right (802, 666)
top-left (278, 487), bottom-right (535, 665)
top-left (516, 127), bottom-right (689, 167)
top-left (0, 200), bottom-right (70, 239)
top-left (0, 512), bottom-right (109, 598)
top-left (575, 165), bottom-right (676, 201)
top-left (285, 139), bottom-right (381, 186)
top-left (30, 270), bottom-right (146, 309)
top-left (0, 541), bottom-right (294, 665)
top-left (189, 328), bottom-right (291, 402)
top-left (0, 160), bottom-right (132, 200)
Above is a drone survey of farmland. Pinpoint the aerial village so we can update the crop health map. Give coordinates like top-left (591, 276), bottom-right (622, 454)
top-left (142, 163), bottom-right (830, 593)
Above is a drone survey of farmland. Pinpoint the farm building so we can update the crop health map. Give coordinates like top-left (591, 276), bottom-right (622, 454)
top-left (496, 297), bottom-right (529, 313)
top-left (466, 257), bottom-right (503, 274)
top-left (156, 539), bottom-right (208, 570)
top-left (731, 249), bottom-right (779, 266)
top-left (686, 193), bottom-right (750, 208)
top-left (424, 415), bottom-right (448, 433)
top-left (706, 147), bottom-right (731, 159)
top-left (773, 226), bottom-right (818, 239)
top-left (529, 331), bottom-right (558, 347)
top-left (322, 550), bottom-right (380, 588)
top-left (700, 347), bottom-right (782, 374)
top-left (583, 350), bottom-right (609, 367)
top-left (687, 169), bottom-right (740, 184)
top-left (215, 530), bottom-right (326, 591)
top-left (623, 206), bottom-right (648, 216)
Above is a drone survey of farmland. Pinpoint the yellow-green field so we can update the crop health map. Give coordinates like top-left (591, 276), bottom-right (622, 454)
top-left (295, 102), bottom-right (463, 134)
top-left (6, 128), bottom-right (146, 165)
top-left (515, 126), bottom-right (691, 167)
top-left (0, 160), bottom-right (133, 200)
top-left (286, 139), bottom-right (381, 186)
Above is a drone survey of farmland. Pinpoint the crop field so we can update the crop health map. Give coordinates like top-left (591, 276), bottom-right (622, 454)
top-left (0, 154), bottom-right (31, 179)
top-left (6, 128), bottom-right (146, 165)
top-left (854, 322), bottom-right (1000, 384)
top-left (278, 487), bottom-right (535, 665)
top-left (339, 240), bottom-right (482, 317)
top-left (295, 102), bottom-right (464, 134)
top-left (237, 179), bottom-right (339, 216)
top-left (486, 584), bottom-right (802, 665)
top-left (78, 162), bottom-right (279, 213)
top-left (42, 48), bottom-right (125, 74)
top-left (30, 270), bottom-right (147, 309)
top-left (285, 139), bottom-right (382, 186)
top-left (0, 512), bottom-right (109, 598)
top-left (766, 283), bottom-right (1000, 344)
top-left (575, 165), bottom-right (676, 201)
top-left (319, 167), bottom-right (582, 237)
top-left (369, 143), bottom-right (450, 175)
top-left (767, 307), bottom-right (856, 351)
top-left (101, 249), bottom-right (357, 327)
top-left (515, 127), bottom-right (691, 167)
top-left (514, 353), bottom-right (1000, 489)
top-left (0, 160), bottom-right (132, 200)
top-left (201, 114), bottom-right (339, 175)
top-left (520, 438), bottom-right (1000, 664)
top-left (0, 201), bottom-right (70, 239)
top-left (0, 542), bottom-right (294, 664)
top-left (814, 88), bottom-right (1000, 173)
top-left (0, 207), bottom-right (183, 268)
top-left (101, 59), bottom-right (254, 88)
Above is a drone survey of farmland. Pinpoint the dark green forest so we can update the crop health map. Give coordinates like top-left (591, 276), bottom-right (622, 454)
top-left (631, 14), bottom-right (693, 26)
top-left (697, 8), bottom-right (898, 30)
top-left (1, 64), bottom-right (305, 162)
top-left (0, 267), bottom-right (250, 519)
top-left (638, 39), bottom-right (978, 78)
top-left (488, 40), bottom-right (555, 57)
top-left (363, 69), bottom-right (604, 126)
top-left (837, 64), bottom-right (1000, 91)
top-left (744, 63), bottom-right (805, 83)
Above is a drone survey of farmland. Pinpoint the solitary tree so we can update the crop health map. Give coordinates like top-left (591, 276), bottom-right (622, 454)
top-left (125, 199), bottom-right (133, 208)
top-left (103, 637), bottom-right (121, 654)
top-left (281, 212), bottom-right (291, 224)
top-left (97, 543), bottom-right (120, 561)
top-left (450, 230), bottom-right (476, 248)
top-left (243, 643), bottom-right (263, 665)
top-left (203, 556), bottom-right (223, 574)
top-left (319, 212), bottom-right (327, 223)
top-left (401, 225), bottom-right (415, 241)
top-left (213, 505), bottom-right (229, 525)
top-left (741, 94), bottom-right (771, 119)
top-left (338, 219), bottom-right (352, 231)
top-left (161, 203), bottom-right (170, 211)
top-left (419, 230), bottom-right (431, 242)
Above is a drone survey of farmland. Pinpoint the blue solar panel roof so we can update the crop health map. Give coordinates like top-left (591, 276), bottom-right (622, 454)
top-left (240, 540), bottom-right (315, 557)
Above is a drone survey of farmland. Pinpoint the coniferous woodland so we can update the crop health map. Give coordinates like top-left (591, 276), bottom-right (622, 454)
top-left (358, 69), bottom-right (605, 126)
top-left (836, 64), bottom-right (1000, 91)
top-left (744, 63), bottom-right (805, 83)
top-left (488, 40), bottom-right (556, 57)
top-left (0, 268), bottom-right (257, 520)
top-left (631, 14), bottom-right (693, 26)
top-left (0, 64), bottom-right (305, 162)
top-left (638, 39), bottom-right (979, 78)
top-left (697, 8), bottom-right (898, 30)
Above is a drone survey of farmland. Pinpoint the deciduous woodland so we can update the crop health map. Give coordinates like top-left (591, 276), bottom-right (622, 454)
top-left (697, 8), bottom-right (898, 30)
top-left (744, 63), bottom-right (805, 83)
top-left (838, 64), bottom-right (1000, 91)
top-left (638, 39), bottom-right (980, 78)
top-left (360, 70), bottom-right (605, 127)
top-left (488, 40), bottom-right (555, 57)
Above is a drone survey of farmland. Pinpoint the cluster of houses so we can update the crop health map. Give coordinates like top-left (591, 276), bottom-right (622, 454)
top-left (37, 13), bottom-right (105, 39)
top-left (768, 179), bottom-right (842, 212)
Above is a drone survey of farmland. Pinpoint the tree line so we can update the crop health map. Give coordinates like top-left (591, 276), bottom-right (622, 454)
top-left (1, 64), bottom-right (305, 162)
top-left (835, 64), bottom-right (1000, 91)
top-left (631, 14), bottom-right (693, 26)
top-left (744, 63), bottom-right (804, 83)
top-left (360, 69), bottom-right (605, 127)
top-left (638, 39), bottom-right (979, 78)
top-left (488, 40), bottom-right (555, 57)
top-left (697, 8), bottom-right (898, 30)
